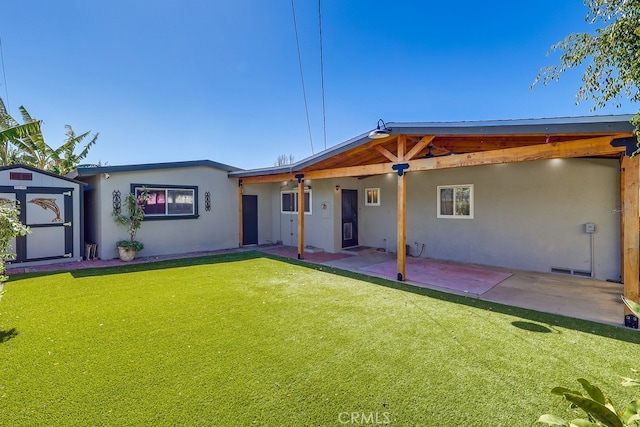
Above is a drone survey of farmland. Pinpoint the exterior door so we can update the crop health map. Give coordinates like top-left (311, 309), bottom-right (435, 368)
top-left (341, 189), bottom-right (358, 248)
top-left (242, 195), bottom-right (258, 245)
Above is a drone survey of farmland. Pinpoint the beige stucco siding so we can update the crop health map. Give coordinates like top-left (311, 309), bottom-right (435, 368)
top-left (358, 158), bottom-right (621, 281)
top-left (93, 166), bottom-right (239, 259)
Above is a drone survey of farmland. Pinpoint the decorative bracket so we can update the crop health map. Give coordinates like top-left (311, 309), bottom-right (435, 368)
top-left (392, 163), bottom-right (410, 177)
top-left (611, 136), bottom-right (638, 157)
top-left (295, 173), bottom-right (305, 183)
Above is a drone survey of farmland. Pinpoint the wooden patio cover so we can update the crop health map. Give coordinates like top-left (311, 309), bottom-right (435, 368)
top-left (233, 117), bottom-right (639, 320)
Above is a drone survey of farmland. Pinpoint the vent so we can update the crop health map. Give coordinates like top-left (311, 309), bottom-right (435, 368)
top-left (10, 172), bottom-right (32, 181)
top-left (551, 267), bottom-right (592, 277)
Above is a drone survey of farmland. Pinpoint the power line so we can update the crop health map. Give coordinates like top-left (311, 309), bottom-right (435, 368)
top-left (290, 0), bottom-right (314, 155)
top-left (318, 0), bottom-right (327, 151)
top-left (0, 35), bottom-right (10, 112)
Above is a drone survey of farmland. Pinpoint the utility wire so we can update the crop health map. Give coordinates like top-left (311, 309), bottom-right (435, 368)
top-left (0, 35), bottom-right (10, 111)
top-left (318, 0), bottom-right (327, 151)
top-left (290, 0), bottom-right (314, 155)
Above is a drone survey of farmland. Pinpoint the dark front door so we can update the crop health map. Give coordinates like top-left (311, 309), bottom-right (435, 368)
top-left (242, 195), bottom-right (258, 245)
top-left (341, 189), bottom-right (358, 248)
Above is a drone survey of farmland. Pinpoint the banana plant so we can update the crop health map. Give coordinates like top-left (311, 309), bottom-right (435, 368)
top-left (622, 296), bottom-right (640, 319)
top-left (537, 378), bottom-right (640, 427)
top-left (0, 97), bottom-right (98, 174)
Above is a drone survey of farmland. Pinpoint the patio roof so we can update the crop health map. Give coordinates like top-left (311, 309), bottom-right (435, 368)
top-left (230, 115), bottom-right (635, 180)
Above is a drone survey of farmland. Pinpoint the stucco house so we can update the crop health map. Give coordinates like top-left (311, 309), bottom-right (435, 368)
top-left (68, 115), bottom-right (640, 322)
top-left (69, 160), bottom-right (240, 260)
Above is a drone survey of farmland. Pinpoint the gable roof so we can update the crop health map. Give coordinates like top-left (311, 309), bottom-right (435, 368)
top-left (229, 115), bottom-right (635, 178)
top-left (69, 159), bottom-right (242, 179)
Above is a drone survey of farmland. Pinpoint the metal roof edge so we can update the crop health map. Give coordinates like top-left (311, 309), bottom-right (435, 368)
top-left (72, 159), bottom-right (242, 177)
top-left (386, 114), bottom-right (635, 134)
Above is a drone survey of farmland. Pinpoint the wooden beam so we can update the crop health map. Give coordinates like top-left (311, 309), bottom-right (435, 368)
top-left (240, 173), bottom-right (294, 184)
top-left (238, 135), bottom-right (623, 183)
top-left (622, 155), bottom-right (640, 318)
top-left (405, 135), bottom-right (435, 161)
top-left (374, 145), bottom-right (398, 162)
top-left (297, 177), bottom-right (305, 260)
top-left (238, 182), bottom-right (244, 247)
top-left (620, 157), bottom-right (625, 284)
top-left (408, 136), bottom-right (621, 172)
top-left (397, 135), bottom-right (406, 161)
top-left (397, 171), bottom-right (407, 281)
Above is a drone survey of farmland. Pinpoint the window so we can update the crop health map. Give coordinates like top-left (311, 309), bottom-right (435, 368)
top-left (365, 188), bottom-right (380, 206)
top-left (132, 184), bottom-right (198, 219)
top-left (437, 185), bottom-right (473, 219)
top-left (281, 190), bottom-right (311, 214)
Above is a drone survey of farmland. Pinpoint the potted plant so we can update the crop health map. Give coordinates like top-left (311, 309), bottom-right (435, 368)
top-left (113, 188), bottom-right (149, 261)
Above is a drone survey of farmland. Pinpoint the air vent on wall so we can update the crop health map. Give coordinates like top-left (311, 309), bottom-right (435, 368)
top-left (551, 267), bottom-right (592, 278)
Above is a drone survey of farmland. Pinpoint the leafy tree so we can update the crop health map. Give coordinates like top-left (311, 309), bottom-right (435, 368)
top-left (274, 153), bottom-right (295, 166)
top-left (0, 100), bottom-right (42, 166)
top-left (532, 0), bottom-right (640, 137)
top-left (0, 98), bottom-right (99, 175)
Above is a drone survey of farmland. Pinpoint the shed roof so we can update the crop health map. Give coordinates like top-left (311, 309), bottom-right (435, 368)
top-left (0, 164), bottom-right (87, 185)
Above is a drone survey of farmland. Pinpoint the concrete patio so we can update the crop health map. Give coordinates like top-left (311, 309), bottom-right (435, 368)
top-left (258, 245), bottom-right (625, 327)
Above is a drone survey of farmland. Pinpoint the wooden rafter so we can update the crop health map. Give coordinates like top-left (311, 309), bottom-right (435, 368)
top-left (374, 145), bottom-right (398, 162)
top-left (405, 135), bottom-right (435, 161)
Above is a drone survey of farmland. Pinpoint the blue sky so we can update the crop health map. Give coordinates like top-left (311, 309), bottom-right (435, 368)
top-left (0, 1), bottom-right (636, 170)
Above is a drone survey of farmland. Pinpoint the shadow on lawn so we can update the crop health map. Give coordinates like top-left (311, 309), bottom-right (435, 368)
top-left (6, 251), bottom-right (262, 281)
top-left (260, 252), bottom-right (640, 346)
top-left (0, 328), bottom-right (18, 343)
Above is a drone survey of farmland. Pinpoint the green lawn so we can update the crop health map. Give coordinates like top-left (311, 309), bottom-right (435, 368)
top-left (0, 251), bottom-right (638, 426)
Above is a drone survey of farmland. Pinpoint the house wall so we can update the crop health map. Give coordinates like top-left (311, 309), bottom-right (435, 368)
top-left (358, 158), bottom-right (621, 281)
top-left (262, 177), bottom-right (359, 252)
top-left (90, 166), bottom-right (239, 259)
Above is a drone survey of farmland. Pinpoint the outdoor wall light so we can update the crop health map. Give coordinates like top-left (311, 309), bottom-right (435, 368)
top-left (335, 185), bottom-right (340, 191)
top-left (369, 119), bottom-right (391, 139)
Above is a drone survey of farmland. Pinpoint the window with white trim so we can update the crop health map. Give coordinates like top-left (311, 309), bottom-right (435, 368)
top-left (437, 185), bottom-right (473, 219)
top-left (365, 188), bottom-right (380, 206)
top-left (281, 190), bottom-right (311, 214)
top-left (133, 184), bottom-right (198, 219)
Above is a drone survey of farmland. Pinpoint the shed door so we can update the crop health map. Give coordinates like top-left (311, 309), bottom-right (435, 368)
top-left (2, 187), bottom-right (74, 263)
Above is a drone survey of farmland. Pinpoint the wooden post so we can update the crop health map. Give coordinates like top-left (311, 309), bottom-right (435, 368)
top-left (397, 135), bottom-right (407, 281)
top-left (622, 155), bottom-right (640, 318)
top-left (296, 174), bottom-right (305, 259)
top-left (238, 180), bottom-right (244, 247)
top-left (397, 171), bottom-right (407, 281)
top-left (620, 157), bottom-right (626, 282)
